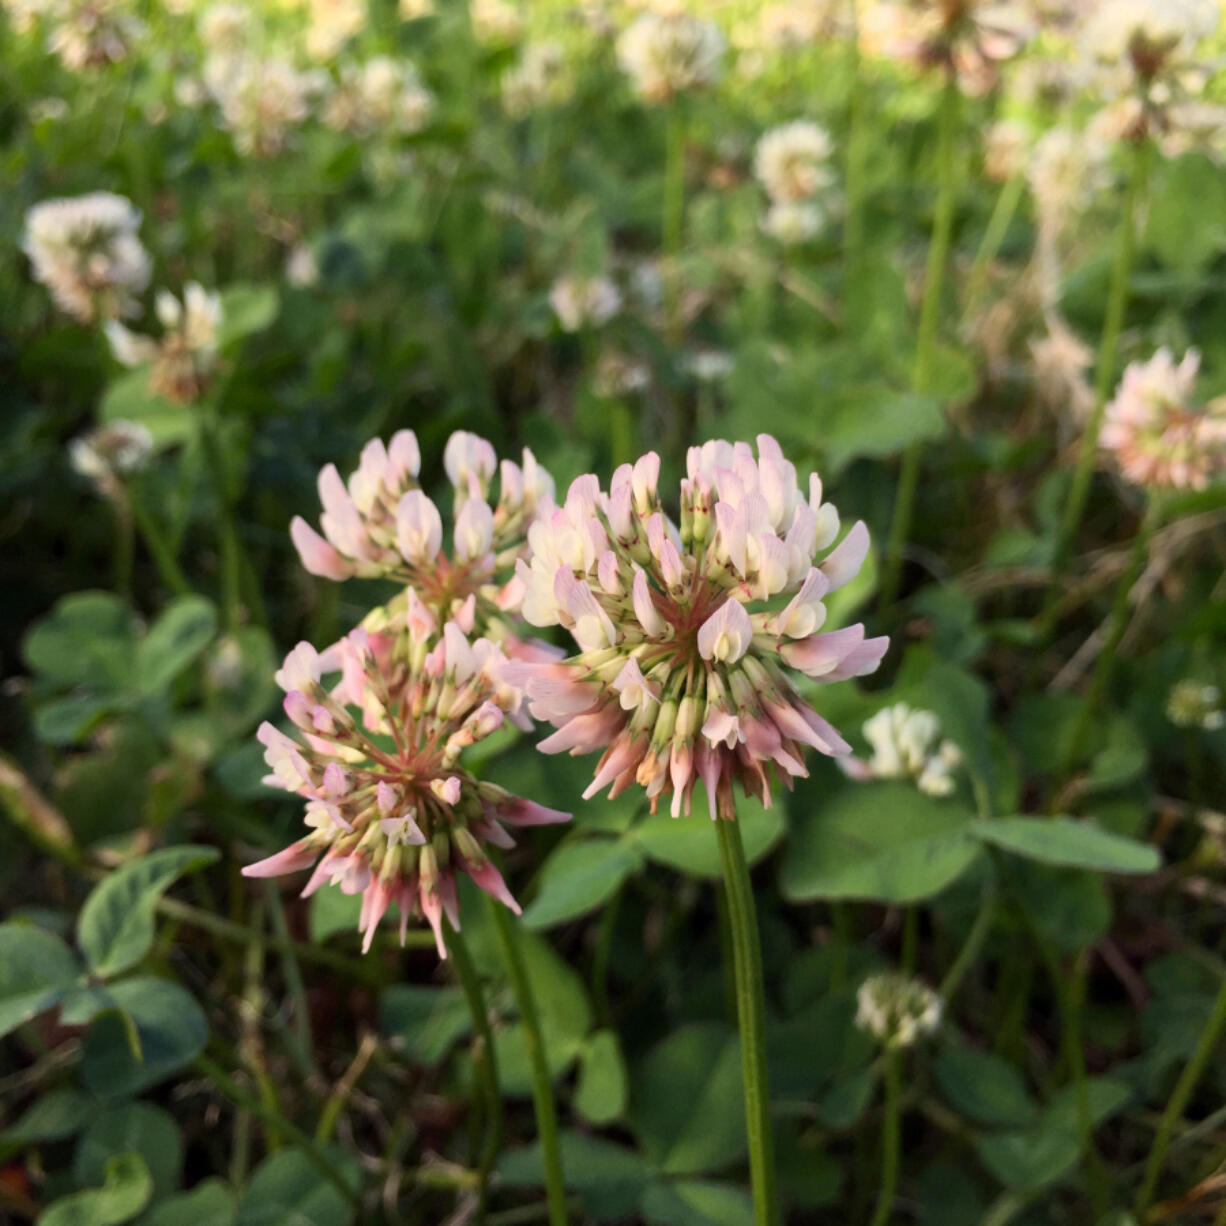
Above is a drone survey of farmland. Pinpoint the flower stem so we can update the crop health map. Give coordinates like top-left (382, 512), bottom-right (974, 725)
top-left (446, 918), bottom-right (503, 1220)
top-left (962, 171), bottom-right (1025, 324)
top-left (715, 816), bottom-right (778, 1226)
top-left (1058, 496), bottom-right (1162, 783)
top-left (198, 414), bottom-right (244, 632)
top-left (868, 1047), bottom-right (902, 1226)
top-left (1135, 968), bottom-right (1226, 1217)
top-left (128, 484), bottom-right (191, 596)
top-left (879, 75), bottom-right (960, 613)
top-left (842, 0), bottom-right (866, 300)
top-left (1041, 139), bottom-right (1148, 633)
top-left (487, 900), bottom-right (567, 1226)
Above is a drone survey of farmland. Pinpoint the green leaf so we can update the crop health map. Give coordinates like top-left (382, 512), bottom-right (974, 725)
top-left (780, 783), bottom-right (980, 903)
top-left (822, 390), bottom-right (947, 470)
top-left (235, 1147), bottom-right (358, 1226)
top-left (309, 888), bottom-right (363, 944)
top-left (1145, 154), bottom-right (1226, 270)
top-left (632, 796), bottom-right (785, 879)
top-left (34, 693), bottom-right (122, 746)
top-left (522, 838), bottom-right (642, 930)
top-left (135, 596), bottom-right (218, 695)
top-left (23, 591), bottom-right (137, 689)
top-left (575, 1029), bottom-right (629, 1125)
top-left (641, 1178), bottom-right (755, 1226)
top-left (216, 285), bottom-right (280, 350)
top-left (78, 845), bottom-right (220, 978)
top-left (971, 817), bottom-right (1159, 874)
top-left (81, 977), bottom-right (208, 1098)
top-left (0, 922), bottom-right (82, 1038)
top-left (141, 1179), bottom-right (236, 1226)
top-left (41, 1153), bottom-right (152, 1226)
top-left (933, 1046), bottom-right (1039, 1128)
top-left (379, 985), bottom-right (471, 1065)
top-left (1008, 860), bottom-right (1111, 954)
top-left (0, 1089), bottom-right (96, 1145)
top-left (499, 1130), bottom-right (648, 1219)
top-left (74, 1103), bottom-right (183, 1203)
top-left (632, 1023), bottom-right (746, 1175)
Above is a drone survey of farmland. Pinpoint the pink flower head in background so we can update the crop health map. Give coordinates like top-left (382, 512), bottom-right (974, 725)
top-left (243, 610), bottom-right (569, 956)
top-left (1101, 348), bottom-right (1226, 491)
top-left (290, 428), bottom-right (557, 645)
top-left (508, 435), bottom-right (888, 821)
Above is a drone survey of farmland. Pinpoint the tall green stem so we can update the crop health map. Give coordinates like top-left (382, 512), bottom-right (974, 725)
top-left (1042, 139), bottom-right (1148, 632)
top-left (869, 1048), bottom-right (902, 1226)
top-left (487, 900), bottom-right (567, 1226)
top-left (1136, 969), bottom-right (1226, 1217)
top-left (1059, 496), bottom-right (1162, 783)
top-left (447, 919), bottom-right (503, 1220)
top-left (128, 484), bottom-right (191, 596)
top-left (879, 75), bottom-right (960, 613)
top-left (842, 0), bottom-right (866, 303)
top-left (962, 171), bottom-right (1025, 323)
top-left (199, 414), bottom-right (243, 632)
top-left (715, 817), bottom-right (778, 1226)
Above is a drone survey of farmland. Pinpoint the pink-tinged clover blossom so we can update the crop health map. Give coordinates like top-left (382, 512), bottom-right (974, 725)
top-left (243, 613), bottom-right (570, 957)
top-left (1101, 348), bottom-right (1226, 491)
top-left (290, 428), bottom-right (559, 654)
top-left (507, 435), bottom-right (889, 821)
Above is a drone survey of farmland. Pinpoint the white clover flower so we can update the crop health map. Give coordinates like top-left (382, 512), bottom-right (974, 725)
top-left (1027, 126), bottom-right (1112, 243)
top-left (22, 191), bottom-right (151, 323)
top-left (105, 282), bottom-right (224, 403)
top-left (1167, 680), bottom-right (1225, 731)
top-left (617, 11), bottom-right (725, 104)
top-left (754, 120), bottom-right (834, 204)
top-left (205, 53), bottom-right (324, 156)
top-left (197, 2), bottom-right (248, 52)
top-left (399, 0), bottom-right (434, 17)
top-left (502, 40), bottom-right (570, 117)
top-left (470, 0), bottom-right (522, 42)
top-left (851, 703), bottom-right (963, 798)
top-left (549, 274), bottom-right (622, 332)
top-left (286, 243), bottom-right (320, 288)
top-left (1080, 0), bottom-right (1217, 80)
top-left (760, 200), bottom-right (824, 245)
top-left (305, 0), bottom-right (366, 60)
top-left (593, 350), bottom-right (651, 398)
top-left (1031, 317), bottom-right (1095, 422)
top-left (984, 118), bottom-right (1031, 183)
top-left (46, 0), bottom-right (143, 71)
top-left (684, 350), bottom-right (734, 382)
top-left (856, 973), bottom-right (942, 1049)
top-left (69, 419), bottom-right (154, 493)
top-left (323, 57), bottom-right (434, 135)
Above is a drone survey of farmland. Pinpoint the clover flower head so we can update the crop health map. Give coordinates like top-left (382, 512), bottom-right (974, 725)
top-left (305, 0), bottom-right (366, 60)
top-left (502, 40), bottom-right (571, 117)
top-left (760, 201), bottom-right (824, 245)
top-left (1166, 680), bottom-right (1224, 730)
top-left (323, 56), bottom-right (434, 135)
top-left (470, 0), bottom-right (523, 43)
top-left (510, 435), bottom-right (888, 821)
top-left (1080, 0), bottom-right (1217, 93)
top-left (856, 972), bottom-right (942, 1048)
top-left (616, 11), bottom-right (726, 104)
top-left (46, 0), bottom-right (143, 71)
top-left (1027, 126), bottom-right (1112, 242)
top-left (845, 702), bottom-right (962, 797)
top-left (205, 54), bottom-right (325, 157)
top-left (549, 275), bottom-right (622, 332)
top-left (105, 282), bottom-right (223, 403)
top-left (1101, 348), bottom-right (1226, 491)
top-left (1031, 317), bottom-right (1095, 422)
top-left (754, 120), bottom-right (834, 204)
top-left (68, 419), bottom-right (154, 494)
top-left (245, 619), bottom-right (570, 955)
top-left (22, 191), bottom-right (151, 323)
top-left (198, 2), bottom-right (249, 52)
top-left (291, 430), bottom-right (557, 647)
top-left (983, 118), bottom-right (1031, 183)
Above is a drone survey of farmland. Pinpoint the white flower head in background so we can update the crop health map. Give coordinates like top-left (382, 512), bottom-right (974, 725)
top-left (323, 57), bottom-right (434, 135)
top-left (198, 2), bottom-right (249, 53)
top-left (846, 702), bottom-right (963, 797)
top-left (754, 120), bottom-right (834, 204)
top-left (470, 0), bottom-right (522, 43)
top-left (205, 54), bottom-right (325, 156)
top-left (22, 191), bottom-right (151, 323)
top-left (105, 282), bottom-right (224, 404)
top-left (502, 40), bottom-right (571, 117)
top-left (286, 243), bottom-right (320, 288)
top-left (856, 973), bottom-right (943, 1049)
top-left (760, 200), bottom-right (824, 245)
top-left (549, 274), bottom-right (622, 332)
top-left (1166, 680), bottom-right (1225, 731)
top-left (68, 419), bottom-right (154, 497)
top-left (46, 0), bottom-right (144, 71)
top-left (305, 0), bottom-right (366, 60)
top-left (617, 10), bottom-right (725, 104)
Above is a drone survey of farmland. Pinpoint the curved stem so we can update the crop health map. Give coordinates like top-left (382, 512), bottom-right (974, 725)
top-left (879, 75), bottom-right (960, 613)
top-left (1136, 969), bottom-right (1226, 1218)
top-left (487, 900), bottom-right (567, 1226)
top-left (869, 1047), bottom-right (902, 1226)
top-left (447, 918), bottom-right (503, 1221)
top-left (962, 171), bottom-right (1025, 323)
top-left (1041, 139), bottom-right (1149, 633)
top-left (715, 817), bottom-right (778, 1226)
top-left (127, 484), bottom-right (191, 596)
